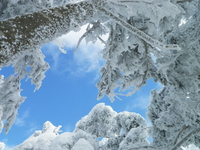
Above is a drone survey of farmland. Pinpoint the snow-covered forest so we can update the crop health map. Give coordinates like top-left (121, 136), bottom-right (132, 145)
top-left (0, 0), bottom-right (199, 149)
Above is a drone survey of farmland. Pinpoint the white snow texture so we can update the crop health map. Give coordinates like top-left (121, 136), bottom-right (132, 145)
top-left (13, 103), bottom-right (148, 150)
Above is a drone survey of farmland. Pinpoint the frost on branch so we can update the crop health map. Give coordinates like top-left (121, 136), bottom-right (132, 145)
top-left (93, 0), bottom-right (181, 51)
top-left (0, 0), bottom-right (73, 21)
top-left (147, 87), bottom-right (186, 147)
top-left (147, 86), bottom-right (200, 148)
top-left (116, 111), bottom-right (147, 134)
top-left (0, 0), bottom-right (199, 149)
top-left (74, 20), bottom-right (108, 53)
top-left (96, 24), bottom-right (157, 101)
top-left (0, 0), bottom-right (96, 133)
top-left (91, 0), bottom-right (185, 101)
top-left (0, 75), bottom-right (25, 134)
top-left (74, 103), bottom-right (118, 137)
top-left (93, 0), bottom-right (181, 25)
top-left (0, 49), bottom-right (49, 133)
top-left (93, 0), bottom-right (200, 148)
top-left (119, 127), bottom-right (149, 150)
top-left (11, 49), bottom-right (50, 91)
top-left (74, 103), bottom-right (148, 150)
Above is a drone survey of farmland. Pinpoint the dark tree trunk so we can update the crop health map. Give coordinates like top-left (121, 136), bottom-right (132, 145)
top-left (0, 1), bottom-right (95, 67)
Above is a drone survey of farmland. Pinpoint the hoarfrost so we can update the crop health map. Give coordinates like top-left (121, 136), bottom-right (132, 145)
top-left (13, 104), bottom-right (148, 150)
top-left (0, 49), bottom-right (49, 133)
top-left (0, 0), bottom-right (76, 21)
top-left (0, 0), bottom-right (199, 149)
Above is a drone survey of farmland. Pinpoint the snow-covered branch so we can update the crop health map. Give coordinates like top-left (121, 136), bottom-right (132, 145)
top-left (94, 4), bottom-right (181, 51)
top-left (0, 1), bottom-right (95, 67)
top-left (171, 128), bottom-right (200, 150)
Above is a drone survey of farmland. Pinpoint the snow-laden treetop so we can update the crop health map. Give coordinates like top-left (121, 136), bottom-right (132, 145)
top-left (13, 103), bottom-right (148, 150)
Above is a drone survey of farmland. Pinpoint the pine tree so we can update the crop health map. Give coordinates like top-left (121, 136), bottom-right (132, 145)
top-left (0, 0), bottom-right (200, 149)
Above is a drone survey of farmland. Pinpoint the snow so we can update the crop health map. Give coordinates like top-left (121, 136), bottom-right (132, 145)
top-left (1, 0), bottom-right (200, 149)
top-left (49, 132), bottom-right (74, 150)
top-left (13, 121), bottom-right (98, 150)
top-left (75, 103), bottom-right (118, 137)
top-left (119, 127), bottom-right (148, 150)
top-left (13, 121), bottom-right (58, 150)
top-left (182, 144), bottom-right (200, 150)
top-left (0, 0), bottom-right (95, 133)
top-left (116, 111), bottom-right (147, 133)
top-left (71, 138), bottom-right (94, 150)
top-left (13, 121), bottom-right (60, 150)
top-left (0, 0), bottom-right (78, 21)
top-left (0, 75), bottom-right (25, 133)
top-left (13, 103), bottom-right (148, 150)
top-left (0, 49), bottom-right (50, 133)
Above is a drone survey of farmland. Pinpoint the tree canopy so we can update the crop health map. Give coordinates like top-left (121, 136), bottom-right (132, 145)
top-left (0, 0), bottom-right (199, 149)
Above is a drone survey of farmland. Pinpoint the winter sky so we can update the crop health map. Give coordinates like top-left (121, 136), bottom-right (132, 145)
top-left (0, 25), bottom-right (159, 150)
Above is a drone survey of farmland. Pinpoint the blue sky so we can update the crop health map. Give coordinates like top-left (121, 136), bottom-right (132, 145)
top-left (0, 26), bottom-right (159, 149)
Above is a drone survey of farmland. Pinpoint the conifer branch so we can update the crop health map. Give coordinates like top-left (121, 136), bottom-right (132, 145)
top-left (94, 4), bottom-right (181, 51)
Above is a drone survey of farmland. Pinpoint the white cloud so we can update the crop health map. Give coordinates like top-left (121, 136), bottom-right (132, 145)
top-left (14, 110), bottom-right (29, 127)
top-left (73, 43), bottom-right (105, 79)
top-left (53, 24), bottom-right (91, 48)
top-left (43, 24), bottom-right (107, 79)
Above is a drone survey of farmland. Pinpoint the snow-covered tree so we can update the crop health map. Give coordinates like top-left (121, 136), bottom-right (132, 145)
top-left (0, 0), bottom-right (200, 149)
top-left (0, 0), bottom-right (95, 133)
top-left (13, 103), bottom-right (148, 150)
top-left (13, 121), bottom-right (62, 150)
top-left (74, 103), bottom-right (118, 137)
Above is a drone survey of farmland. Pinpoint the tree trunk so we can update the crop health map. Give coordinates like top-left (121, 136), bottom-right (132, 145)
top-left (0, 1), bottom-right (95, 67)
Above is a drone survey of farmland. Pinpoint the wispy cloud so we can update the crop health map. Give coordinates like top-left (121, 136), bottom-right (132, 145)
top-left (125, 94), bottom-right (150, 112)
top-left (27, 123), bottom-right (39, 136)
top-left (14, 110), bottom-right (40, 137)
top-left (73, 43), bottom-right (105, 80)
top-left (62, 125), bottom-right (73, 133)
top-left (14, 110), bottom-right (29, 127)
